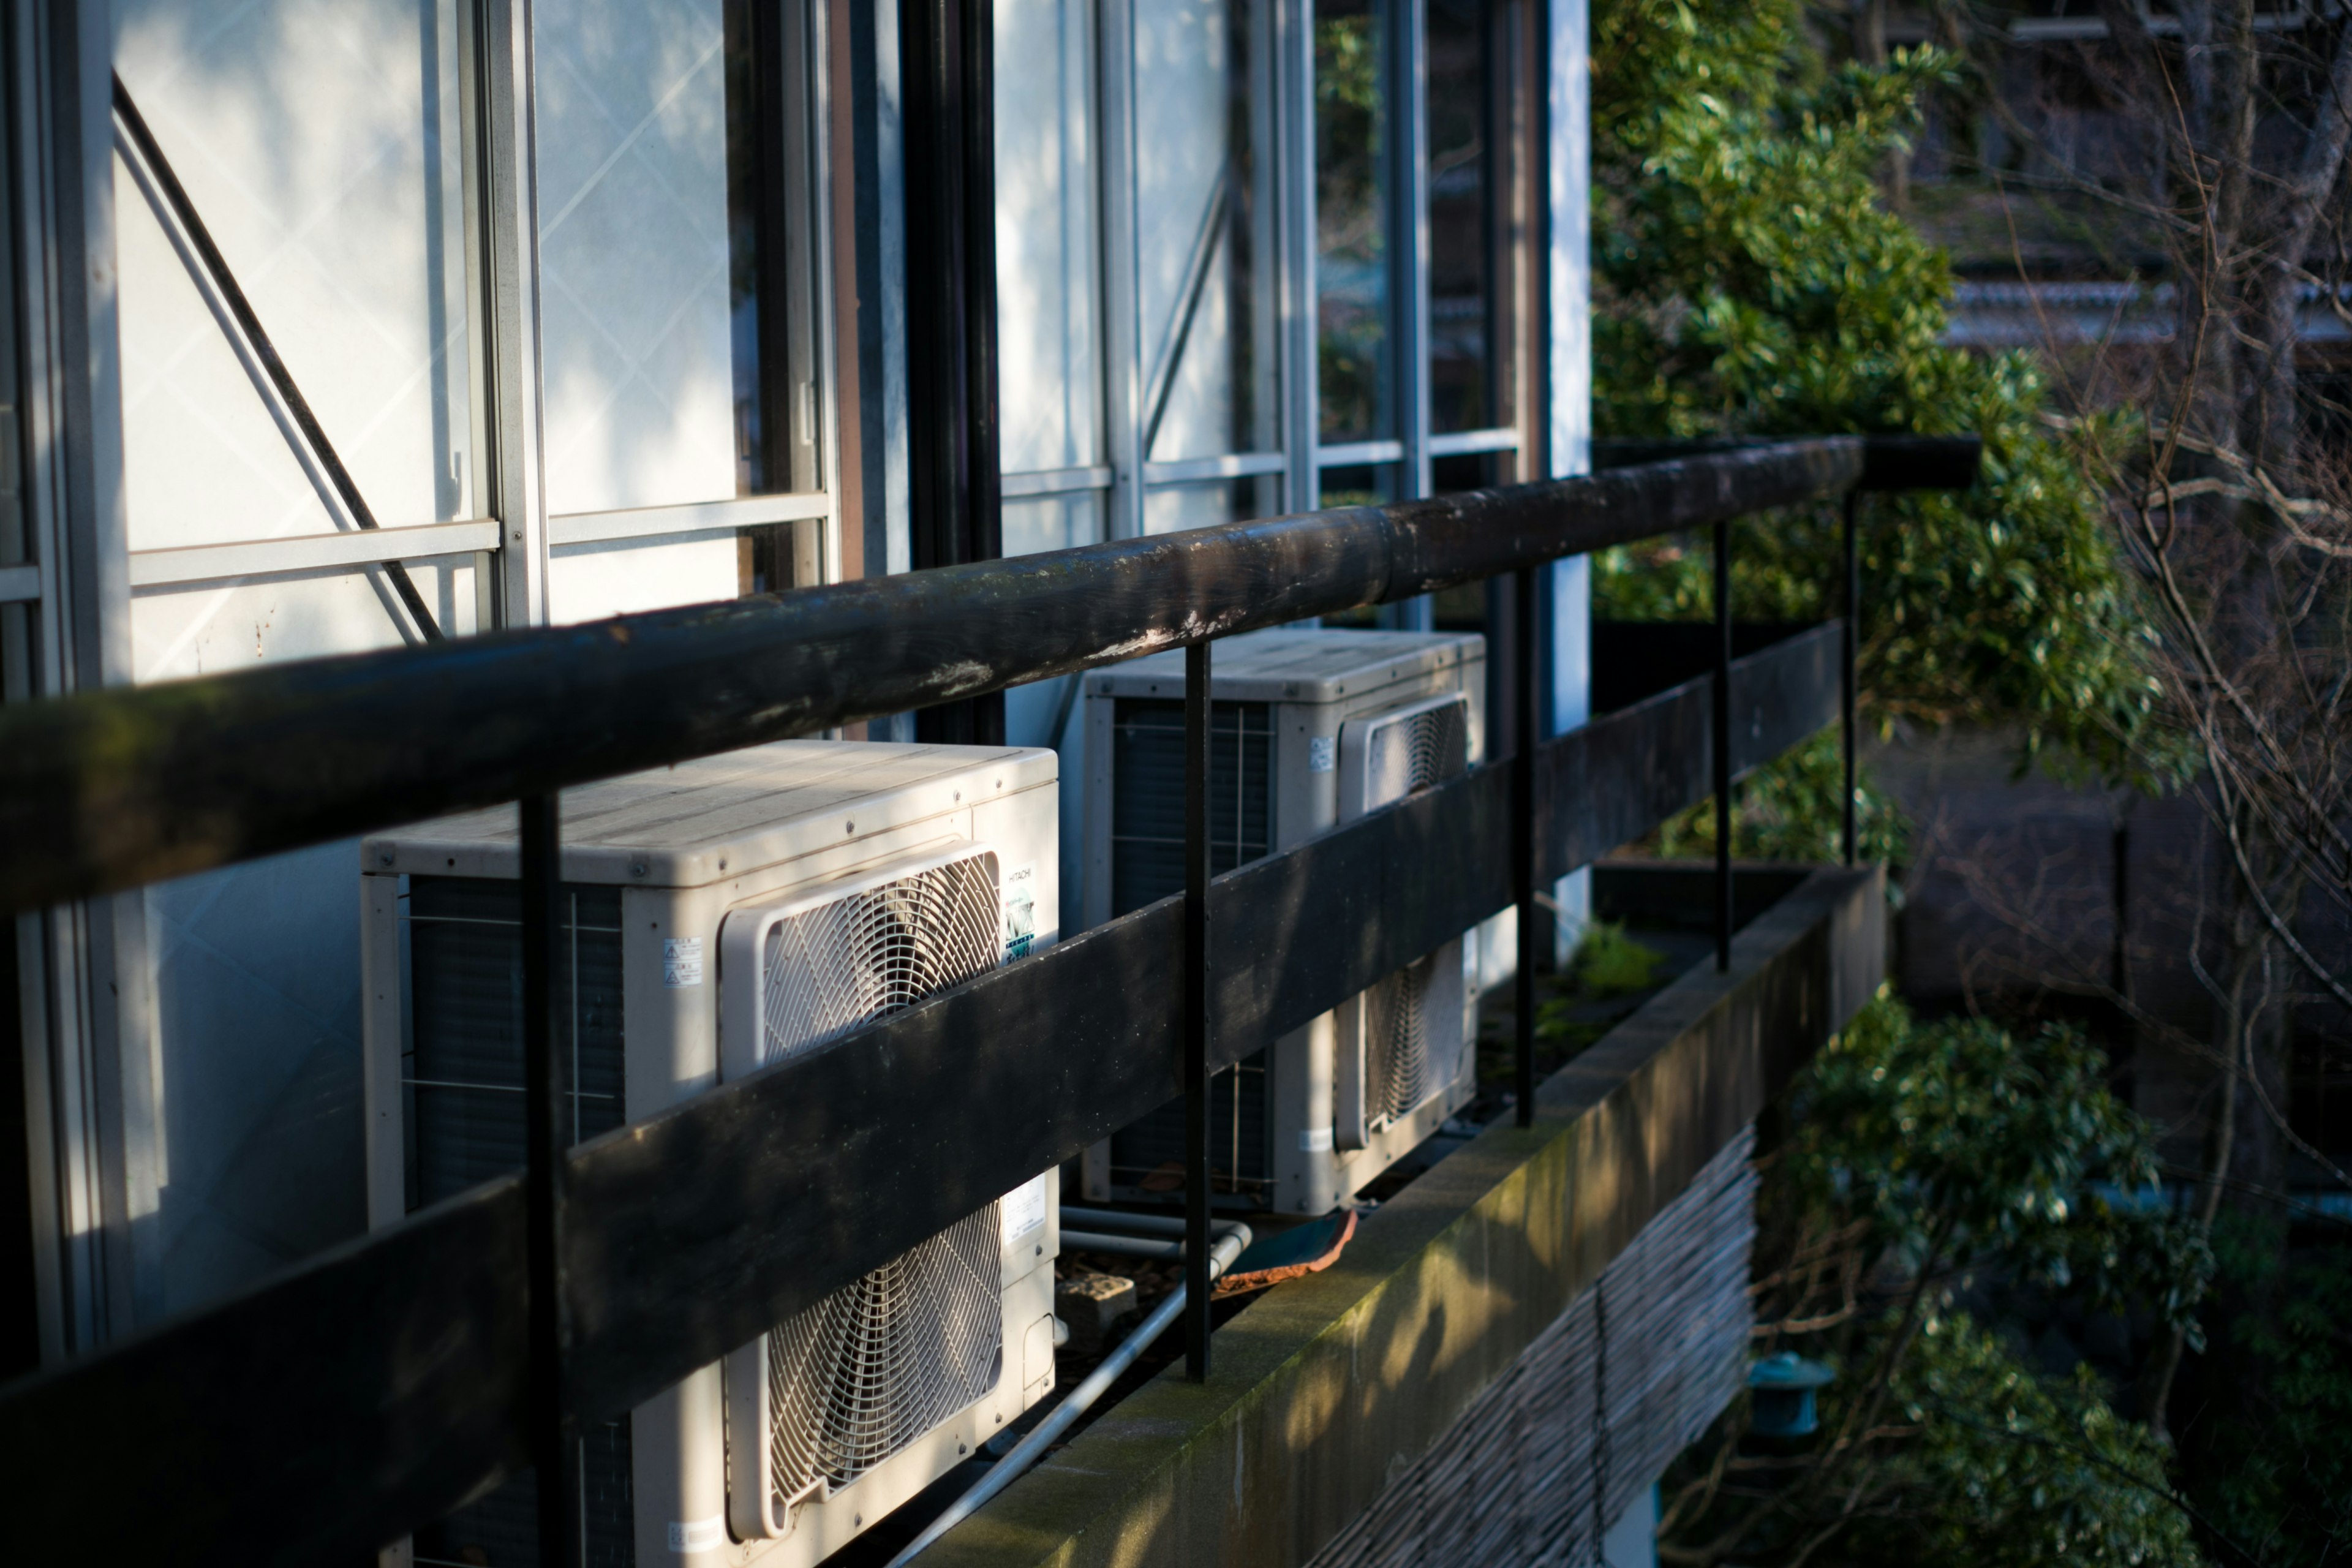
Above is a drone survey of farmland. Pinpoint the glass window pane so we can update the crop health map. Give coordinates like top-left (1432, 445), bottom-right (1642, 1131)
top-left (1143, 478), bottom-right (1273, 534)
top-left (1316, 0), bottom-right (1389, 443)
top-left (538, 0), bottom-right (812, 514)
top-left (1427, 0), bottom-right (1508, 434)
top-left (997, 0), bottom-right (1104, 473)
top-left (113, 0), bottom-right (478, 552)
top-left (1136, 0), bottom-right (1278, 463)
top-left (1003, 491), bottom-right (1107, 557)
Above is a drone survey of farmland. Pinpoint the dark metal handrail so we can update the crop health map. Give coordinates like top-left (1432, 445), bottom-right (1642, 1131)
top-left (0, 435), bottom-right (1978, 1564)
top-left (0, 437), bottom-right (1950, 916)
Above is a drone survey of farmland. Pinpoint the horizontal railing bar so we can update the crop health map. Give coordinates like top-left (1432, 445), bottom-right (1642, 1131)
top-left (0, 437), bottom-right (1972, 916)
top-left (0, 562), bottom-right (37, 603)
top-left (0, 620), bottom-right (1841, 1564)
top-left (126, 518), bottom-right (503, 588)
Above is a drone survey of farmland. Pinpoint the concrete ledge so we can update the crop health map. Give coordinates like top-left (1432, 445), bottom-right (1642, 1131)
top-left (927, 864), bottom-right (1885, 1568)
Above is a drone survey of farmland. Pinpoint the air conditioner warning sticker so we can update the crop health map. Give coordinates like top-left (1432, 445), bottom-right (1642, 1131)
top-left (1001, 1173), bottom-right (1049, 1241)
top-left (662, 936), bottom-right (704, 988)
top-left (1002, 862), bottom-right (1038, 959)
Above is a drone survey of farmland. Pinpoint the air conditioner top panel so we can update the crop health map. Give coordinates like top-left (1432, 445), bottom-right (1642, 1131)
top-left (360, 742), bottom-right (1056, 887)
top-left (1082, 628), bottom-right (1484, 703)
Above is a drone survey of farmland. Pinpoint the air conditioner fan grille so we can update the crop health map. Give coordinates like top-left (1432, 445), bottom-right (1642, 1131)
top-left (766, 1204), bottom-right (1005, 1499)
top-left (753, 849), bottom-right (1008, 1505)
top-left (758, 852), bottom-right (1001, 1066)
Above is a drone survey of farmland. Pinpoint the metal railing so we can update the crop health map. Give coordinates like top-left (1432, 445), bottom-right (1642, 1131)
top-left (0, 434), bottom-right (1977, 1563)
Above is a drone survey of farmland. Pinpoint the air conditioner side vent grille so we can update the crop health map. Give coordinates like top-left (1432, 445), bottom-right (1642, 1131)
top-left (1360, 698), bottom-right (1470, 807)
top-left (1365, 956), bottom-right (1438, 1126)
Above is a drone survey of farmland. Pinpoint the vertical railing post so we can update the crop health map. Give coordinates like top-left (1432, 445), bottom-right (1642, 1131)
top-left (521, 794), bottom-right (578, 1564)
top-left (1512, 567), bottom-right (1538, 1128)
top-left (905, 0), bottom-right (1006, 745)
top-left (1183, 639), bottom-right (1213, 1379)
top-left (1842, 491), bottom-right (1860, 867)
top-left (1713, 521), bottom-right (1732, 971)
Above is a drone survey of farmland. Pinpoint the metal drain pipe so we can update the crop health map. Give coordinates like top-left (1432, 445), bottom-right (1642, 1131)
top-left (886, 1219), bottom-right (1253, 1566)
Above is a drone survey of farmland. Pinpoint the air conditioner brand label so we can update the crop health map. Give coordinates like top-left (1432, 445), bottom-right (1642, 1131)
top-left (662, 936), bottom-right (704, 988)
top-left (668, 1515), bottom-right (724, 1553)
top-left (1001, 862), bottom-right (1038, 959)
top-left (1309, 736), bottom-right (1337, 772)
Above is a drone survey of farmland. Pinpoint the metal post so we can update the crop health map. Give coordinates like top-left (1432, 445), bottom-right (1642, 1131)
top-left (1183, 640), bottom-right (1213, 1379)
top-left (905, 0), bottom-right (1005, 745)
top-left (1841, 491), bottom-right (1858, 867)
top-left (520, 795), bottom-right (578, 1562)
top-left (1713, 520), bottom-right (1732, 971)
top-left (1512, 566), bottom-right (1537, 1127)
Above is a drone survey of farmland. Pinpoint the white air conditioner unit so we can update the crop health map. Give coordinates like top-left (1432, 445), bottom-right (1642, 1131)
top-left (1077, 628), bottom-right (1487, 1215)
top-left (359, 741), bottom-right (1061, 1568)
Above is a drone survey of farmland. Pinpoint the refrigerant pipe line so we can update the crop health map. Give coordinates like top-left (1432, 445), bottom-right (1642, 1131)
top-left (886, 1218), bottom-right (1253, 1566)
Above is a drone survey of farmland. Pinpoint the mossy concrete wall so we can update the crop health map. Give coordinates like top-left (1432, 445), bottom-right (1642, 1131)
top-left (925, 864), bottom-right (1883, 1568)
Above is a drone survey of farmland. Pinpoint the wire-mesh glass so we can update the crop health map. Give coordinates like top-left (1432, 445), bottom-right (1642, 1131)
top-left (754, 850), bottom-right (1008, 1503)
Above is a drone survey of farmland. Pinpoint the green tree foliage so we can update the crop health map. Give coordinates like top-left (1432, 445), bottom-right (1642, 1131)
top-left (1589, 0), bottom-right (2154, 774)
top-left (1784, 1000), bottom-right (2208, 1334)
top-left (1883, 1316), bottom-right (2202, 1567)
top-left (1660, 998), bottom-right (2210, 1566)
top-left (1648, 731), bottom-right (1908, 865)
top-left (2192, 1223), bottom-right (2352, 1562)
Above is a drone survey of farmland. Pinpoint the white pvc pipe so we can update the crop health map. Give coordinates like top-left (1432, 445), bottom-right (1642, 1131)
top-left (884, 1222), bottom-right (1253, 1566)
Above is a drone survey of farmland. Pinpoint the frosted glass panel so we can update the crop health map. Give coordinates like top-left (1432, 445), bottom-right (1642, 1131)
top-left (1136, 0), bottom-right (1276, 462)
top-left (996, 0), bottom-right (1103, 473)
top-left (549, 537), bottom-right (739, 622)
top-left (113, 0), bottom-right (477, 553)
top-left (129, 562), bottom-right (481, 681)
top-left (1003, 492), bottom-right (1105, 557)
top-left (537, 0), bottom-right (737, 514)
top-left (1144, 481), bottom-right (1257, 535)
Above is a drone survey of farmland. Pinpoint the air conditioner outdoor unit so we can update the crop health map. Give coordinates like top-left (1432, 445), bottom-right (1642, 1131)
top-left (1078, 628), bottom-right (1487, 1215)
top-left (360, 741), bottom-right (1061, 1568)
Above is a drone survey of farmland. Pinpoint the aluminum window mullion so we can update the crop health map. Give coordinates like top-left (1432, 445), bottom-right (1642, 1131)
top-left (1395, 0), bottom-right (1430, 503)
top-left (1142, 451), bottom-right (1287, 485)
top-left (1099, 0), bottom-right (1145, 541)
top-left (9, 0), bottom-right (148, 1367)
top-left (478, 0), bottom-right (550, 629)
top-left (1003, 465), bottom-right (1117, 499)
top-left (1249, 0), bottom-right (1283, 496)
top-left (1384, 0), bottom-right (1433, 629)
top-left (1428, 426), bottom-right (1519, 458)
top-left (1279, 0), bottom-right (1318, 514)
top-left (810, 0), bottom-right (845, 584)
